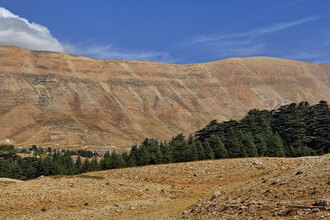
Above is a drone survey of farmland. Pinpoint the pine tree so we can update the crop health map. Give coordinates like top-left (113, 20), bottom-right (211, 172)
top-left (75, 156), bottom-right (82, 173)
top-left (149, 143), bottom-right (163, 164)
top-left (208, 134), bottom-right (228, 159)
top-left (44, 156), bottom-right (54, 175)
top-left (286, 144), bottom-right (297, 157)
top-left (171, 134), bottom-right (193, 162)
top-left (203, 140), bottom-right (215, 160)
top-left (308, 101), bottom-right (330, 153)
top-left (105, 151), bottom-right (126, 169)
top-left (127, 154), bottom-right (137, 167)
top-left (36, 157), bottom-right (47, 177)
top-left (254, 134), bottom-right (267, 157)
top-left (89, 157), bottom-right (100, 171)
top-left (136, 145), bottom-right (150, 166)
top-left (227, 134), bottom-right (245, 158)
top-left (196, 141), bottom-right (205, 160)
top-left (99, 158), bottom-right (107, 170)
top-left (187, 135), bottom-right (198, 161)
top-left (81, 159), bottom-right (90, 173)
top-left (195, 120), bottom-right (219, 142)
top-left (121, 151), bottom-right (129, 163)
top-left (153, 145), bottom-right (164, 164)
top-left (241, 133), bottom-right (258, 157)
top-left (295, 146), bottom-right (316, 157)
top-left (160, 143), bottom-right (172, 164)
top-left (266, 133), bottom-right (286, 157)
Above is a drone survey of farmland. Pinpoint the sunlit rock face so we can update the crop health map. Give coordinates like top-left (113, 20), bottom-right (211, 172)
top-left (0, 46), bottom-right (329, 148)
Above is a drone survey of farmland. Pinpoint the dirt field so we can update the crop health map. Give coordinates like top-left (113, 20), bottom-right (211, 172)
top-left (0, 155), bottom-right (329, 219)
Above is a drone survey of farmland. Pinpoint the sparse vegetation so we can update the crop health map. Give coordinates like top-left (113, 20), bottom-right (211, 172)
top-left (0, 101), bottom-right (329, 180)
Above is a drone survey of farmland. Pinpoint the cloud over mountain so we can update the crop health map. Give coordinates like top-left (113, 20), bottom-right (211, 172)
top-left (0, 7), bottom-right (64, 52)
top-left (0, 7), bottom-right (174, 63)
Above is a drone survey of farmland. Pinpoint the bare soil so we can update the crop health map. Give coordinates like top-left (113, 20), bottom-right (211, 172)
top-left (0, 155), bottom-right (329, 219)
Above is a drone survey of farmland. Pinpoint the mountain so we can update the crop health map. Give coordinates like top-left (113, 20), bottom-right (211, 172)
top-left (0, 45), bottom-right (329, 148)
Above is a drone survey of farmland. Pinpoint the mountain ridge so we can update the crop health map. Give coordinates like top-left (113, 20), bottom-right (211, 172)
top-left (2, 45), bottom-right (329, 65)
top-left (0, 45), bottom-right (329, 149)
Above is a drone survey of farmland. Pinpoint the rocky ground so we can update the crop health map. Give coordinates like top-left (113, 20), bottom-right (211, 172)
top-left (177, 155), bottom-right (330, 219)
top-left (0, 155), bottom-right (329, 219)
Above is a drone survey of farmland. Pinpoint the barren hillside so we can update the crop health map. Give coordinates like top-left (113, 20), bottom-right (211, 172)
top-left (0, 155), bottom-right (328, 219)
top-left (0, 46), bottom-right (329, 148)
top-left (178, 155), bottom-right (330, 219)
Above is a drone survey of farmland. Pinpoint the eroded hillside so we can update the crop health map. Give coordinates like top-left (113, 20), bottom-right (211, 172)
top-left (0, 46), bottom-right (329, 148)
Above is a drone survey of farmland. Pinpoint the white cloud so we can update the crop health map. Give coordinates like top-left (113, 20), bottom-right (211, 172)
top-left (280, 39), bottom-right (330, 64)
top-left (0, 7), bottom-right (175, 63)
top-left (0, 7), bottom-right (64, 52)
top-left (187, 17), bottom-right (320, 46)
top-left (74, 44), bottom-right (177, 63)
top-left (175, 16), bottom-right (327, 63)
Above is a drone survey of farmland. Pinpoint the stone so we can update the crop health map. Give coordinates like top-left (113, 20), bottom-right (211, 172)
top-left (210, 191), bottom-right (221, 200)
top-left (277, 209), bottom-right (291, 216)
top-left (313, 199), bottom-right (328, 206)
top-left (252, 160), bottom-right (262, 165)
top-left (271, 180), bottom-right (279, 185)
top-left (310, 208), bottom-right (320, 213)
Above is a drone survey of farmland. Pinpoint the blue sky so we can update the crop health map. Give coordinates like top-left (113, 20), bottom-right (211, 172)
top-left (0, 0), bottom-right (329, 64)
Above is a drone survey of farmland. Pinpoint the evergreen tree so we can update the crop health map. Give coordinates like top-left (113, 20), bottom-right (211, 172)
top-left (241, 133), bottom-right (258, 157)
top-left (127, 154), bottom-right (137, 167)
top-left (266, 133), bottom-right (286, 157)
top-left (81, 159), bottom-right (90, 173)
top-left (208, 134), bottom-right (228, 159)
top-left (153, 145), bottom-right (164, 164)
top-left (108, 151), bottom-right (126, 169)
top-left (89, 157), bottom-right (100, 171)
top-left (227, 130), bottom-right (246, 158)
top-left (285, 144), bottom-right (297, 157)
top-left (196, 141), bottom-right (205, 160)
top-left (187, 135), bottom-right (199, 161)
top-left (75, 156), bottom-right (82, 173)
top-left (171, 134), bottom-right (193, 162)
top-left (295, 146), bottom-right (316, 157)
top-left (203, 140), bottom-right (215, 159)
top-left (148, 140), bottom-right (163, 164)
top-left (308, 101), bottom-right (330, 153)
top-left (36, 157), bottom-right (46, 177)
top-left (135, 145), bottom-right (150, 166)
top-left (195, 120), bottom-right (219, 142)
top-left (121, 151), bottom-right (129, 164)
top-left (160, 143), bottom-right (172, 164)
top-left (254, 134), bottom-right (267, 157)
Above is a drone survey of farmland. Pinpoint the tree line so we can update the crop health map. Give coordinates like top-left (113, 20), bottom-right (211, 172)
top-left (0, 101), bottom-right (329, 180)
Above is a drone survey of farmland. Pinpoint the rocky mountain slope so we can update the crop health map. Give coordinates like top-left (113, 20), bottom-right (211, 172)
top-left (0, 46), bottom-right (329, 148)
top-left (1, 155), bottom-right (328, 219)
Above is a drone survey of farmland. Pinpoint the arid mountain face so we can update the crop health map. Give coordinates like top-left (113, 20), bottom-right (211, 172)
top-left (0, 46), bottom-right (329, 149)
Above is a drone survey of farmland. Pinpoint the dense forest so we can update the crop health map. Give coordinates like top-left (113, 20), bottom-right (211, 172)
top-left (0, 101), bottom-right (329, 180)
